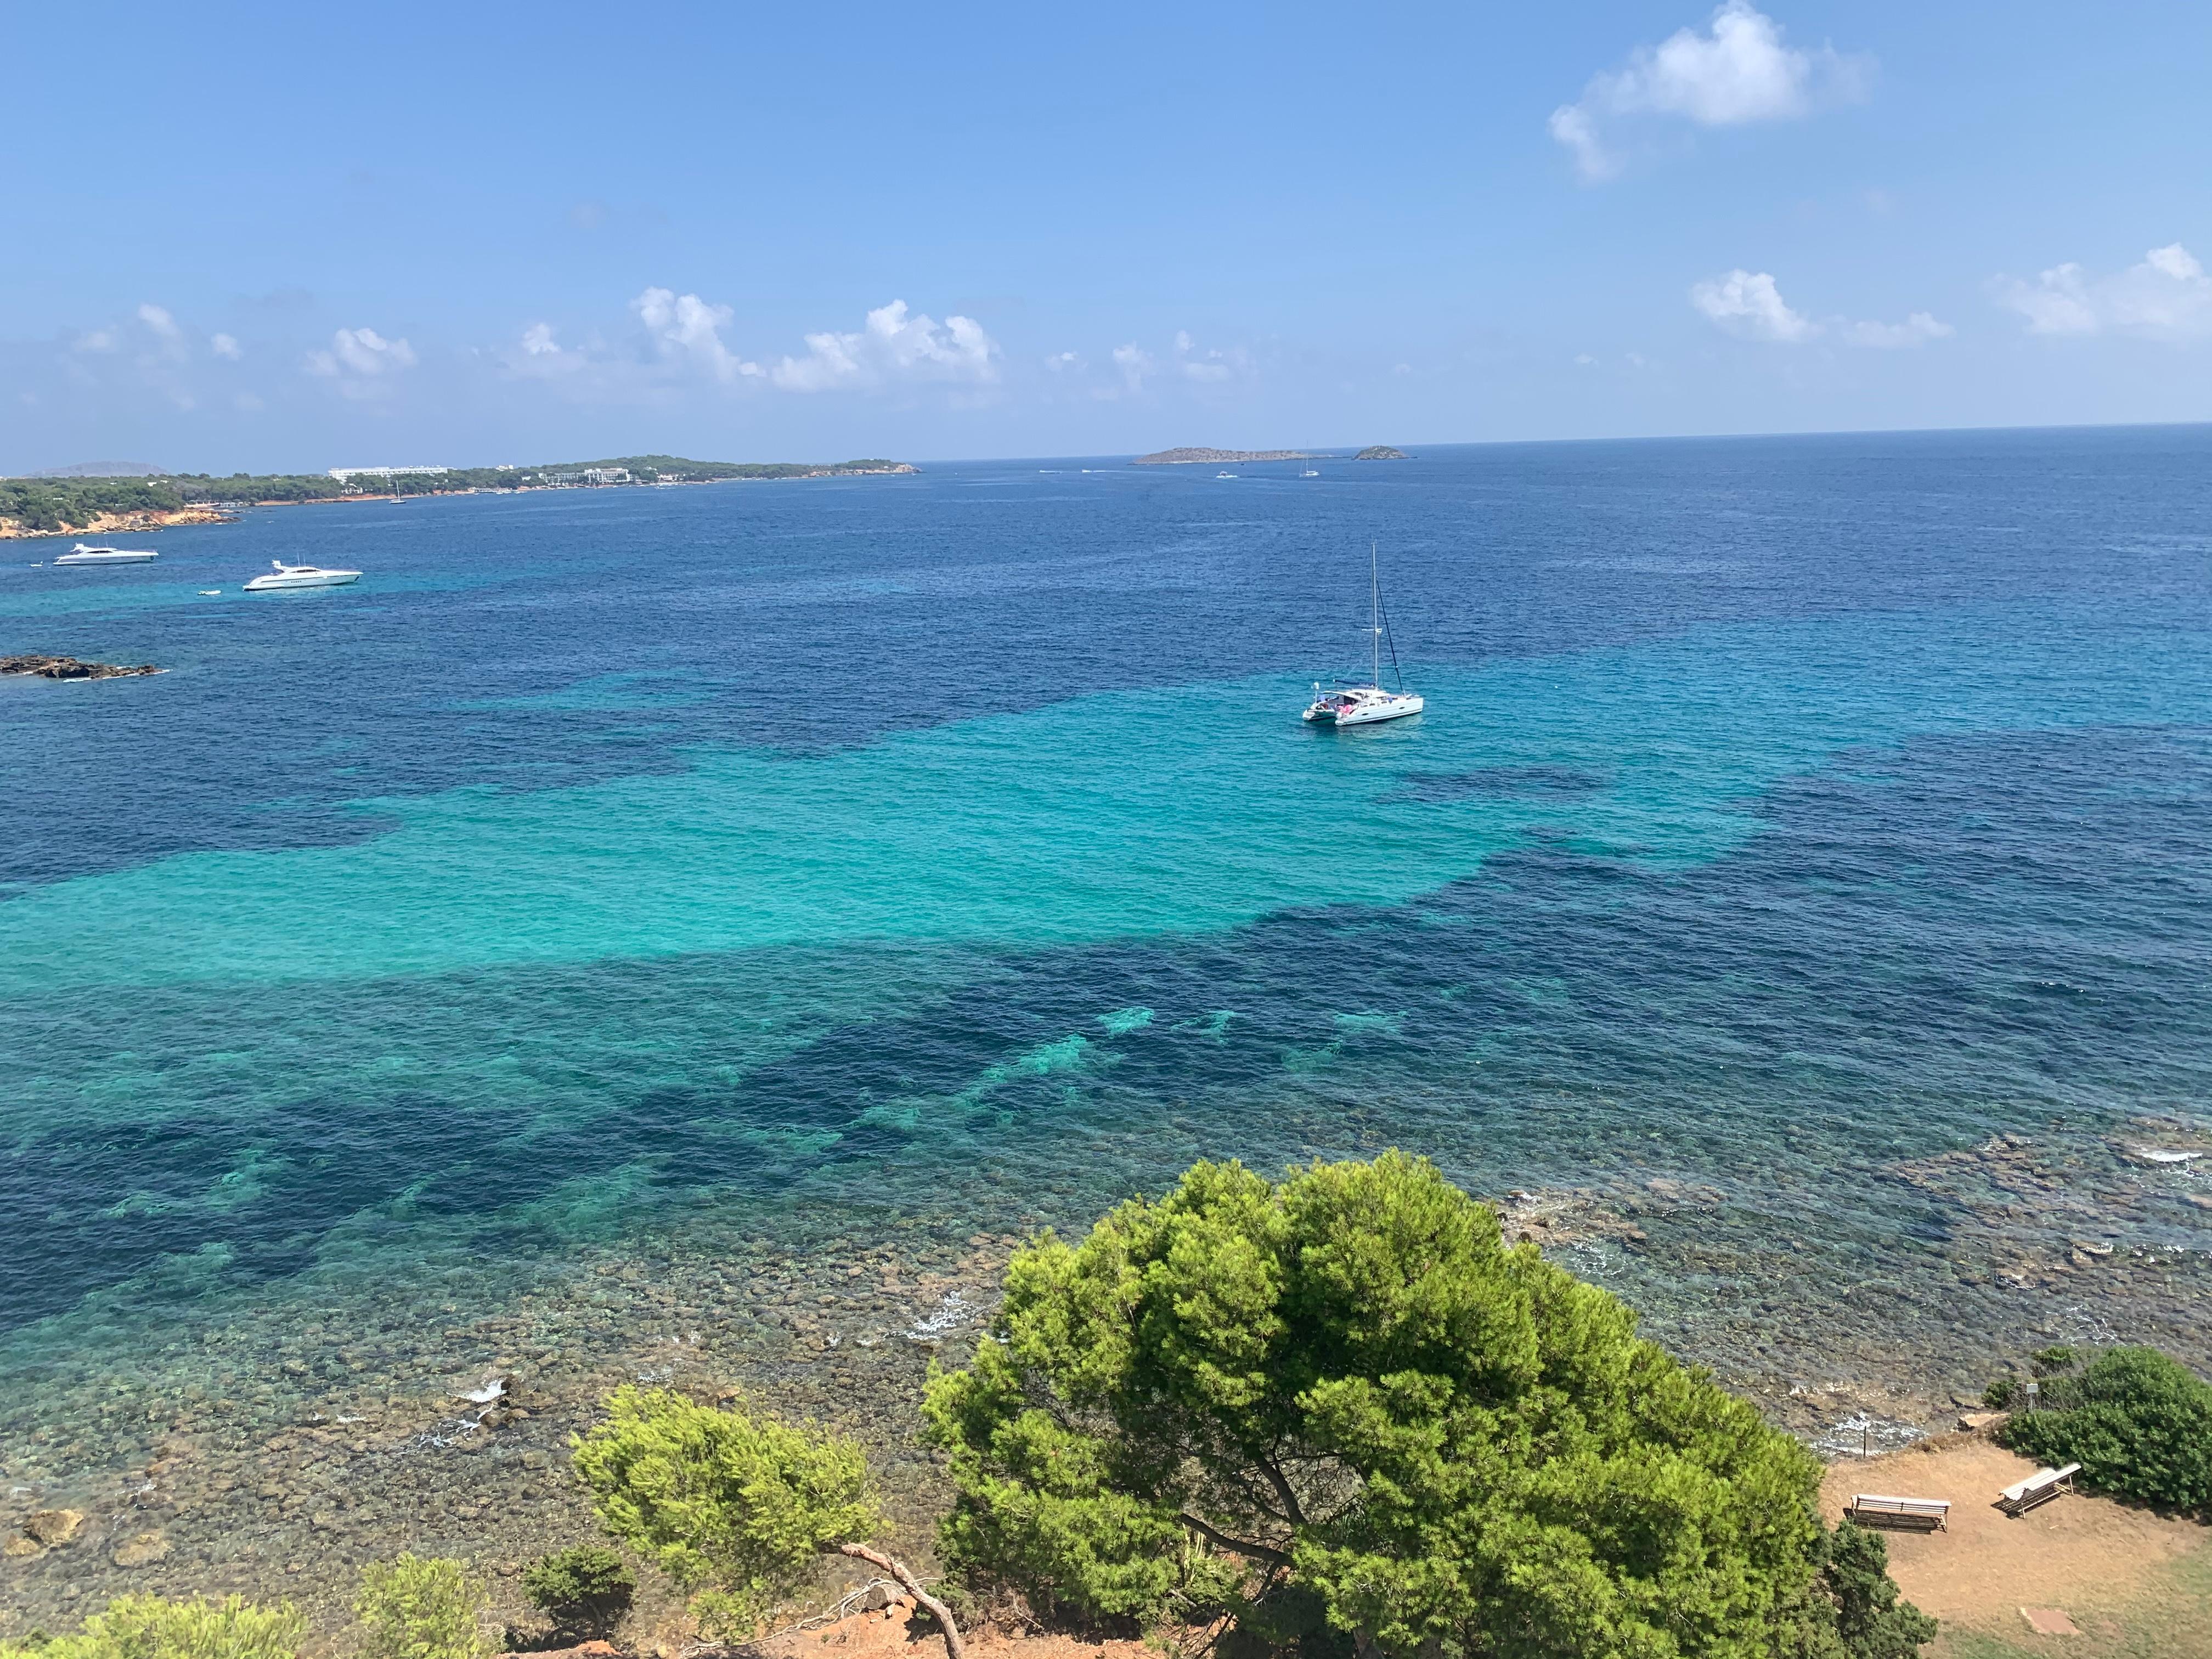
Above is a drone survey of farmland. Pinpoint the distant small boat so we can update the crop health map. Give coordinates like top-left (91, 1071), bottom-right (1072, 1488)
top-left (1301, 466), bottom-right (1321, 477)
top-left (244, 560), bottom-right (361, 592)
top-left (198, 589), bottom-right (222, 596)
top-left (1216, 471), bottom-right (1237, 479)
top-left (54, 543), bottom-right (158, 566)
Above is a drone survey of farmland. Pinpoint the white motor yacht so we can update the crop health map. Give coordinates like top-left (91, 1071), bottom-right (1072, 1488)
top-left (244, 560), bottom-right (362, 591)
top-left (1303, 541), bottom-right (1424, 727)
top-left (54, 543), bottom-right (158, 565)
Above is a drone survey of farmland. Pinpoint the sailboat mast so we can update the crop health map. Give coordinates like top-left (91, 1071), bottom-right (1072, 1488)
top-left (1371, 540), bottom-right (1381, 687)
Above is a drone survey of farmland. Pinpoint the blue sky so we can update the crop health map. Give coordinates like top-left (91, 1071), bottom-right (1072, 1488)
top-left (4, 1), bottom-right (2208, 471)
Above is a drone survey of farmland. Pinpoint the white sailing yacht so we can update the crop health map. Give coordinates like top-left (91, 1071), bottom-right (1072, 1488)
top-left (1303, 541), bottom-right (1423, 726)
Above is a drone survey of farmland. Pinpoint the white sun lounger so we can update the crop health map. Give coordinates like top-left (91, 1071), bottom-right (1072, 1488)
top-left (1847, 1493), bottom-right (1951, 1531)
top-left (1996, 1462), bottom-right (2081, 1516)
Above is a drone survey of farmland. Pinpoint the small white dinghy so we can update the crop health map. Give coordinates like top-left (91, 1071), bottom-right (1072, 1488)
top-left (244, 560), bottom-right (361, 591)
top-left (54, 543), bottom-right (158, 565)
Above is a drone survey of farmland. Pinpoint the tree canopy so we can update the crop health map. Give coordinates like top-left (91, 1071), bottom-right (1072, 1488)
top-left (923, 1150), bottom-right (1900, 1658)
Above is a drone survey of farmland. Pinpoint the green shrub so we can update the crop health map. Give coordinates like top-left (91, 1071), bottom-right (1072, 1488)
top-left (521, 1546), bottom-right (635, 1638)
top-left (0, 1594), bottom-right (304, 1659)
top-left (922, 1150), bottom-right (1929, 1657)
top-left (2002, 1345), bottom-right (2212, 1513)
top-left (571, 1387), bottom-right (880, 1639)
top-left (357, 1555), bottom-right (492, 1659)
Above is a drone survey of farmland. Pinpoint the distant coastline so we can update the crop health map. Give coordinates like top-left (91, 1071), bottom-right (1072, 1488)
top-left (0, 454), bottom-right (918, 539)
top-left (1131, 447), bottom-right (1316, 466)
top-left (1130, 444), bottom-right (1408, 466)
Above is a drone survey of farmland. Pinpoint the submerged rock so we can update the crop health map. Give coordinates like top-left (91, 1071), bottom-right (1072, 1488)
top-left (112, 1531), bottom-right (170, 1568)
top-left (24, 1509), bottom-right (84, 1547)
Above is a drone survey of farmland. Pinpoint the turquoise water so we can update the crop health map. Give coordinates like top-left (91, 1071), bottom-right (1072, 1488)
top-left (4, 430), bottom-right (2210, 1407)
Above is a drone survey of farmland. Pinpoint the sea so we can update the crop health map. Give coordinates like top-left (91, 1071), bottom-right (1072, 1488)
top-left (2, 427), bottom-right (2209, 1618)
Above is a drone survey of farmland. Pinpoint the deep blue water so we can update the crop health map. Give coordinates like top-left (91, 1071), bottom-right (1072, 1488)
top-left (4, 428), bottom-right (2210, 1402)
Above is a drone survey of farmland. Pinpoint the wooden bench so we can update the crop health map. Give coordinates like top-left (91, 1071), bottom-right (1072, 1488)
top-left (1997, 1462), bottom-right (2080, 1516)
top-left (1847, 1493), bottom-right (1951, 1531)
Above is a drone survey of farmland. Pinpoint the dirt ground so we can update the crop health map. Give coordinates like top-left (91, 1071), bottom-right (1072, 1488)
top-left (746, 1603), bottom-right (1148, 1659)
top-left (1819, 1434), bottom-right (2212, 1656)
top-left (734, 1436), bottom-right (2212, 1659)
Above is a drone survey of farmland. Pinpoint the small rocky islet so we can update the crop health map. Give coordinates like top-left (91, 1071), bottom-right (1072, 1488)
top-left (1, 654), bottom-right (161, 680)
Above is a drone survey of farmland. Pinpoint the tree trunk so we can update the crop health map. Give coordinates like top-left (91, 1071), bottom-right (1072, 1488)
top-left (834, 1542), bottom-right (966, 1659)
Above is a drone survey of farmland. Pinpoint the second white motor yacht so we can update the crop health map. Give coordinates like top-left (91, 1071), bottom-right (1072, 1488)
top-left (54, 543), bottom-right (158, 565)
top-left (244, 560), bottom-right (362, 591)
top-left (1303, 541), bottom-right (1424, 727)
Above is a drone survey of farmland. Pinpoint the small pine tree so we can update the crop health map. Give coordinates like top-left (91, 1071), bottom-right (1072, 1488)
top-left (522, 1547), bottom-right (636, 1639)
top-left (571, 1387), bottom-right (964, 1654)
top-left (357, 1555), bottom-right (492, 1659)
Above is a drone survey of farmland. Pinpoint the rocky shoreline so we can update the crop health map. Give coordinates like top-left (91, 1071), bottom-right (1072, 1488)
top-left (1, 1119), bottom-right (2202, 1646)
top-left (0, 508), bottom-right (229, 539)
top-left (0, 654), bottom-right (161, 679)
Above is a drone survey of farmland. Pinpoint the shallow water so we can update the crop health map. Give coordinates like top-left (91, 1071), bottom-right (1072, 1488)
top-left (3, 430), bottom-right (2209, 1625)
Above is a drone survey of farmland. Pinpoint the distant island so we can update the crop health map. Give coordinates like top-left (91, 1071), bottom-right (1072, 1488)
top-left (1130, 445), bottom-right (1407, 466)
top-left (1130, 447), bottom-right (1317, 466)
top-left (0, 454), bottom-right (917, 538)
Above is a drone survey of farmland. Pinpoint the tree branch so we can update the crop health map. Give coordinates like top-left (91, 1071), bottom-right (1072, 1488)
top-left (1257, 1455), bottom-right (1309, 1528)
top-left (833, 1543), bottom-right (965, 1659)
top-left (1177, 1511), bottom-right (1291, 1567)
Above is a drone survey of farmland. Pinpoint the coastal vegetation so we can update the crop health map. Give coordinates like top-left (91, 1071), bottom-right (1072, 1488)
top-left (521, 1547), bottom-right (636, 1641)
top-left (1353, 445), bottom-right (1407, 460)
top-left (571, 1387), bottom-right (962, 1652)
top-left (1990, 1345), bottom-right (2212, 1513)
top-left (0, 1595), bottom-right (304, 1659)
top-left (0, 456), bottom-right (914, 535)
top-left (918, 1149), bottom-right (1923, 1657)
top-left (356, 1555), bottom-right (493, 1659)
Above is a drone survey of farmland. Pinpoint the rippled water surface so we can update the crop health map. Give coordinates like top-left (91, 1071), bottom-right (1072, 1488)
top-left (3, 432), bottom-right (2210, 1605)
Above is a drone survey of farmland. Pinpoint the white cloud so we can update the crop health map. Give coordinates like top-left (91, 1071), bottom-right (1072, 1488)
top-left (1843, 312), bottom-right (1953, 348)
top-left (1690, 269), bottom-right (1819, 342)
top-left (1551, 2), bottom-right (1872, 182)
top-left (306, 325), bottom-right (417, 397)
top-left (1104, 343), bottom-right (1154, 399)
top-left (137, 303), bottom-right (180, 340)
top-left (74, 328), bottom-right (119, 353)
top-left (1690, 269), bottom-right (1949, 348)
top-left (1994, 244), bottom-right (2212, 343)
top-left (634, 286), bottom-right (761, 382)
top-left (767, 300), bottom-right (997, 392)
top-left (211, 332), bottom-right (242, 360)
top-left (1044, 350), bottom-right (1083, 372)
top-left (1172, 329), bottom-right (1242, 383)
